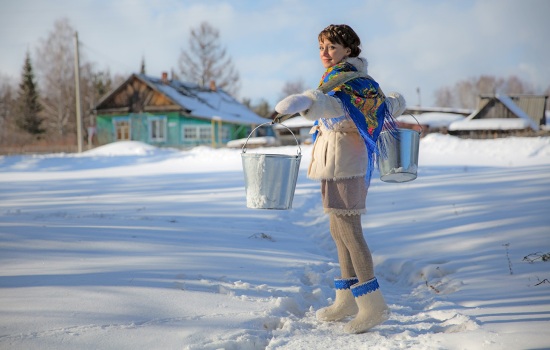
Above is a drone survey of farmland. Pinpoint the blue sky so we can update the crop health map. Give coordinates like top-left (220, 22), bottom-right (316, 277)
top-left (1, 0), bottom-right (548, 108)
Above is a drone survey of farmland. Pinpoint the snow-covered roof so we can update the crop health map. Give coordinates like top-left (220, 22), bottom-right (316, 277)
top-left (449, 118), bottom-right (531, 131)
top-left (405, 105), bottom-right (473, 116)
top-left (96, 74), bottom-right (268, 125)
top-left (136, 74), bottom-right (268, 125)
top-left (398, 112), bottom-right (464, 128)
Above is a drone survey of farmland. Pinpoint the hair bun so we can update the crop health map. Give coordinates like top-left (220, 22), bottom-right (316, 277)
top-left (319, 24), bottom-right (362, 57)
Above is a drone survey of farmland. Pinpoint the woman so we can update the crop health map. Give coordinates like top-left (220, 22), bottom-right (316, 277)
top-left (275, 24), bottom-right (406, 334)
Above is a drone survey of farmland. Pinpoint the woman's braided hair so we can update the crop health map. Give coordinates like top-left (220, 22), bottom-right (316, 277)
top-left (318, 24), bottom-right (361, 57)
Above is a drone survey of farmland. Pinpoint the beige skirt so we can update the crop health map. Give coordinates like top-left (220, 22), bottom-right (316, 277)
top-left (321, 177), bottom-right (367, 216)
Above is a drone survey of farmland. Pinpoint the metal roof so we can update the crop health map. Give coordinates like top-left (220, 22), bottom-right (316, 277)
top-left (139, 74), bottom-right (267, 125)
top-left (95, 74), bottom-right (268, 126)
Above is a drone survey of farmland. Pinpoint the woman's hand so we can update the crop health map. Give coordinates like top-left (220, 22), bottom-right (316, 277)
top-left (275, 94), bottom-right (313, 115)
top-left (386, 92), bottom-right (406, 117)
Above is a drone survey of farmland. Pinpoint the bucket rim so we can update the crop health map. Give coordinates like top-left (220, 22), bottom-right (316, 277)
top-left (380, 127), bottom-right (421, 136)
top-left (241, 122), bottom-right (301, 156)
top-left (394, 114), bottom-right (424, 135)
top-left (241, 153), bottom-right (301, 159)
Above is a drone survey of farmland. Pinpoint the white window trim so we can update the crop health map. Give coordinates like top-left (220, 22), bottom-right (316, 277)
top-left (148, 116), bottom-right (167, 142)
top-left (113, 117), bottom-right (131, 141)
top-left (182, 125), bottom-right (212, 143)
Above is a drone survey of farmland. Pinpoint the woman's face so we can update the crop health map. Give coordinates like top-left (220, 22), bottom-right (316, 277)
top-left (319, 38), bottom-right (351, 68)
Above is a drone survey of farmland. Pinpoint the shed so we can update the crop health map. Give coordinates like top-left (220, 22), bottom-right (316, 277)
top-left (449, 94), bottom-right (548, 138)
top-left (93, 73), bottom-right (268, 148)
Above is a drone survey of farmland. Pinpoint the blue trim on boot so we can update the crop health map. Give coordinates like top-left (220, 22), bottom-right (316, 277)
top-left (351, 277), bottom-right (380, 297)
top-left (334, 277), bottom-right (359, 290)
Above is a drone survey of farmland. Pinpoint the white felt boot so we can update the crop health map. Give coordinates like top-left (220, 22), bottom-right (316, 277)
top-left (344, 277), bottom-right (389, 334)
top-left (316, 277), bottom-right (359, 322)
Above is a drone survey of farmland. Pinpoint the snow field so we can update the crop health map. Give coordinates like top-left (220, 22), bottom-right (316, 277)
top-left (1, 135), bottom-right (549, 349)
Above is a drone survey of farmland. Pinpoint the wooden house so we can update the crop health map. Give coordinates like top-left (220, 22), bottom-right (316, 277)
top-left (448, 94), bottom-right (548, 138)
top-left (93, 73), bottom-right (268, 148)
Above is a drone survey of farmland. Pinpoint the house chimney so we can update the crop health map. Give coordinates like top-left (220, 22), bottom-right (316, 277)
top-left (210, 80), bottom-right (217, 91)
top-left (161, 72), bottom-right (168, 84)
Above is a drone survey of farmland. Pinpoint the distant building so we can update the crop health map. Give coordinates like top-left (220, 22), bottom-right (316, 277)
top-left (93, 73), bottom-right (268, 148)
top-left (448, 94), bottom-right (548, 138)
top-left (272, 116), bottom-right (315, 145)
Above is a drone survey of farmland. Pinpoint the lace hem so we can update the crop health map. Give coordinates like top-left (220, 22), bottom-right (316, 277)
top-left (324, 208), bottom-right (366, 216)
top-left (308, 175), bottom-right (365, 181)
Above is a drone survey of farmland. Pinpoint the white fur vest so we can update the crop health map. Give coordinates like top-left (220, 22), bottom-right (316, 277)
top-left (305, 57), bottom-right (369, 181)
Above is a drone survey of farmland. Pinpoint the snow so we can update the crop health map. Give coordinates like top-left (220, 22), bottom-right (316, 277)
top-left (1, 135), bottom-right (550, 350)
top-left (449, 118), bottom-right (531, 131)
top-left (82, 140), bottom-right (161, 156)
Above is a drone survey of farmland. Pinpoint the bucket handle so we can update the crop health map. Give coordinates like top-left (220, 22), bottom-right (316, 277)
top-left (242, 122), bottom-right (302, 155)
top-left (403, 114), bottom-right (424, 135)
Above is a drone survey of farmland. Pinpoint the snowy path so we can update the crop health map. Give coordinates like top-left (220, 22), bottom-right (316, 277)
top-left (1, 140), bottom-right (549, 349)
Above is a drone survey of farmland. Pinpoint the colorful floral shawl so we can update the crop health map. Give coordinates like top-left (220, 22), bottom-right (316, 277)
top-left (314, 60), bottom-right (398, 185)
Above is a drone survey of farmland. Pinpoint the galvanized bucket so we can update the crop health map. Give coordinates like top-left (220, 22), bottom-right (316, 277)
top-left (377, 117), bottom-right (422, 183)
top-left (241, 122), bottom-right (301, 210)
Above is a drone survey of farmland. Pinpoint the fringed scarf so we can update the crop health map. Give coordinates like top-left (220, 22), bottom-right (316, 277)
top-left (315, 61), bottom-right (399, 185)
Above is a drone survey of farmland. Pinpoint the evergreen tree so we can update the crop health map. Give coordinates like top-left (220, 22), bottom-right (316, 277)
top-left (15, 52), bottom-right (44, 135)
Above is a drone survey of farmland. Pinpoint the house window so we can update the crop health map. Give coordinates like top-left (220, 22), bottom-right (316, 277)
top-left (183, 127), bottom-right (198, 140)
top-left (199, 126), bottom-right (211, 140)
top-left (114, 119), bottom-right (130, 140)
top-left (149, 116), bottom-right (167, 142)
top-left (221, 127), bottom-right (230, 141)
top-left (182, 125), bottom-right (212, 144)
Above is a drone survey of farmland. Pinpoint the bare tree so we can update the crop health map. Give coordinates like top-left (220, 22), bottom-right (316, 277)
top-left (178, 21), bottom-right (240, 97)
top-left (35, 18), bottom-right (76, 139)
top-left (33, 18), bottom-right (115, 146)
top-left (279, 79), bottom-right (306, 101)
top-left (0, 75), bottom-right (16, 145)
top-left (252, 99), bottom-right (272, 118)
top-left (505, 75), bottom-right (534, 95)
top-left (434, 86), bottom-right (453, 107)
top-left (435, 75), bottom-right (537, 109)
top-left (456, 78), bottom-right (477, 109)
top-left (241, 97), bottom-right (271, 118)
top-left (79, 64), bottom-right (114, 129)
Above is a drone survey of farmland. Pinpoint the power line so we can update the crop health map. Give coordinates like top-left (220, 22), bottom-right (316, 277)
top-left (79, 41), bottom-right (136, 73)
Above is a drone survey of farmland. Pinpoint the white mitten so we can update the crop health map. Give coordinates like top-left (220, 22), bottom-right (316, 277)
top-left (386, 92), bottom-right (406, 117)
top-left (275, 94), bottom-right (313, 115)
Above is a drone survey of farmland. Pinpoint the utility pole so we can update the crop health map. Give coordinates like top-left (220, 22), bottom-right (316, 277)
top-left (74, 31), bottom-right (83, 153)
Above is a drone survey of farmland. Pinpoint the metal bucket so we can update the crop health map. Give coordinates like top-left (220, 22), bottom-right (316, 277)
top-left (241, 122), bottom-right (301, 209)
top-left (377, 121), bottom-right (421, 183)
